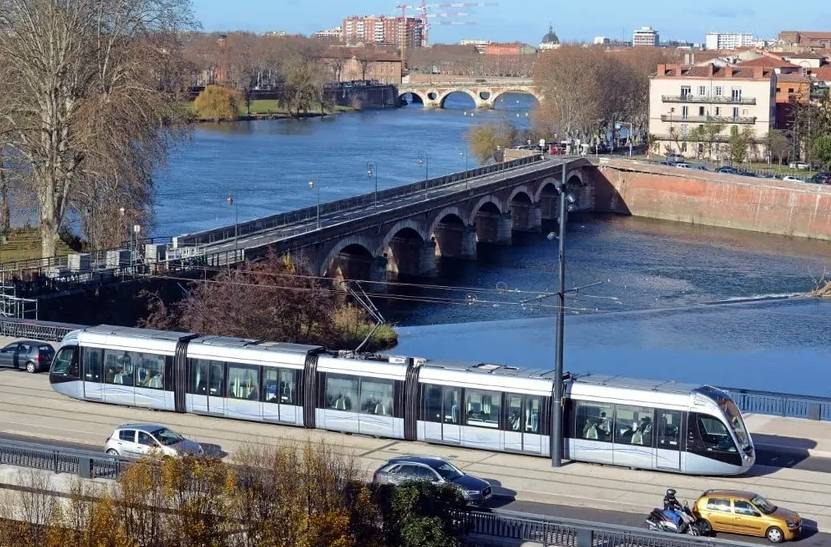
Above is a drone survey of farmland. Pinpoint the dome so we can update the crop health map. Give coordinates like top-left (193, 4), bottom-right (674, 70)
top-left (542, 25), bottom-right (559, 45)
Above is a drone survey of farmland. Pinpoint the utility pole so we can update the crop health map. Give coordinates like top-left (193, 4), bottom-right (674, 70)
top-left (551, 159), bottom-right (567, 468)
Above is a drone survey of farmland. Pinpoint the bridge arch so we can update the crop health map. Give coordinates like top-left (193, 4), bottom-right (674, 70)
top-left (438, 89), bottom-right (478, 109)
top-left (491, 88), bottom-right (542, 107)
top-left (508, 188), bottom-right (538, 232)
top-left (468, 195), bottom-right (506, 226)
top-left (379, 219), bottom-right (430, 255)
top-left (381, 220), bottom-right (433, 278)
top-left (508, 185), bottom-right (535, 205)
top-left (535, 177), bottom-right (561, 222)
top-left (428, 206), bottom-right (473, 259)
top-left (321, 237), bottom-right (376, 281)
top-left (470, 196), bottom-right (509, 245)
top-left (399, 90), bottom-right (426, 106)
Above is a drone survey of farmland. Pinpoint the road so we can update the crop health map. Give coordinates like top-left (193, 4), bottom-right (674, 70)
top-left (195, 157), bottom-right (568, 256)
top-left (1, 368), bottom-right (830, 544)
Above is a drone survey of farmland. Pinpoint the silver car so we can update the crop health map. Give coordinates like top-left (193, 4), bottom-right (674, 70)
top-left (373, 456), bottom-right (492, 506)
top-left (104, 423), bottom-right (204, 458)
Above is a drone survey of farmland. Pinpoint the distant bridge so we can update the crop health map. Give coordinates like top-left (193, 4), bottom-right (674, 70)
top-left (398, 79), bottom-right (542, 109)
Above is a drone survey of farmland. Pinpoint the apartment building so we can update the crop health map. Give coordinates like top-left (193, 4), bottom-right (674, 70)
top-left (779, 31), bottom-right (831, 49)
top-left (649, 63), bottom-right (775, 159)
top-left (342, 15), bottom-right (424, 48)
top-left (633, 27), bottom-right (659, 47)
top-left (704, 32), bottom-right (754, 51)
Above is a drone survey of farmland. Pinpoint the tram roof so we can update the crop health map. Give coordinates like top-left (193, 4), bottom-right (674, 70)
top-left (187, 336), bottom-right (321, 367)
top-left (77, 325), bottom-right (195, 355)
top-left (571, 374), bottom-right (705, 395)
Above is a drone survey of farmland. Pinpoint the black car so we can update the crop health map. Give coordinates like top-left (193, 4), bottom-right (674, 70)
top-left (0, 340), bottom-right (54, 373)
top-left (810, 172), bottom-right (831, 184)
top-left (372, 456), bottom-right (492, 505)
top-left (716, 165), bottom-right (739, 175)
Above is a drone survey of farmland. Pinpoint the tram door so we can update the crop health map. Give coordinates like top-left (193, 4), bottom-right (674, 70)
top-left (504, 395), bottom-right (544, 454)
top-left (83, 348), bottom-right (103, 400)
top-left (655, 409), bottom-right (682, 470)
top-left (423, 385), bottom-right (461, 444)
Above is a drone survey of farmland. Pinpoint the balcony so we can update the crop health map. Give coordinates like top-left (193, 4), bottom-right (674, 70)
top-left (660, 114), bottom-right (757, 125)
top-left (661, 95), bottom-right (756, 105)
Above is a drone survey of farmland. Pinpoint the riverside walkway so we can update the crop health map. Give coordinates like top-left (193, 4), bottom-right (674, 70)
top-left (1, 364), bottom-right (830, 539)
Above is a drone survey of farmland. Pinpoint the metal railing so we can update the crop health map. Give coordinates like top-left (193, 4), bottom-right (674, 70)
top-left (724, 387), bottom-right (831, 421)
top-left (661, 95), bottom-right (756, 105)
top-left (0, 438), bottom-right (121, 479)
top-left (0, 317), bottom-right (85, 342)
top-left (173, 155), bottom-right (545, 248)
top-left (660, 114), bottom-right (757, 124)
top-left (459, 510), bottom-right (756, 547)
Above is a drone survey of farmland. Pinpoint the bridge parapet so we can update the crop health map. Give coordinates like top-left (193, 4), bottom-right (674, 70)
top-left (173, 156), bottom-right (545, 248)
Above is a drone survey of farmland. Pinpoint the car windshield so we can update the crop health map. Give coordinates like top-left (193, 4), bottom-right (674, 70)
top-left (751, 495), bottom-right (777, 514)
top-left (152, 428), bottom-right (184, 446)
top-left (431, 462), bottom-right (463, 481)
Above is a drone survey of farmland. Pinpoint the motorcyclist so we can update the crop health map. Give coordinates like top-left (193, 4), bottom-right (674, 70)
top-left (661, 489), bottom-right (685, 529)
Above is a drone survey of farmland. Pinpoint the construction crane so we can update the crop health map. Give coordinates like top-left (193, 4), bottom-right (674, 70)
top-left (396, 1), bottom-right (497, 63)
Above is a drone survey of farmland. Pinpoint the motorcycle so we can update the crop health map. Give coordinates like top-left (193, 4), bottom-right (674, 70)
top-left (645, 501), bottom-right (706, 536)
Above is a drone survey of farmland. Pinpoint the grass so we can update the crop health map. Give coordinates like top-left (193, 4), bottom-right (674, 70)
top-left (0, 228), bottom-right (75, 263)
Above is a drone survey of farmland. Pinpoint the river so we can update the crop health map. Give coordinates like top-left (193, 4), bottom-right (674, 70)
top-left (154, 95), bottom-right (831, 397)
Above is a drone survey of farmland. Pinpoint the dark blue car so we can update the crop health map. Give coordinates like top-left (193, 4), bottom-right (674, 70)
top-left (373, 455), bottom-right (492, 505)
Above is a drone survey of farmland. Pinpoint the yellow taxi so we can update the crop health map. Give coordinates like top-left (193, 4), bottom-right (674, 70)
top-left (694, 490), bottom-right (801, 543)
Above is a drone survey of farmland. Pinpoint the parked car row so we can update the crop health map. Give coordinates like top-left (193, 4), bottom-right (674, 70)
top-left (659, 157), bottom-right (831, 185)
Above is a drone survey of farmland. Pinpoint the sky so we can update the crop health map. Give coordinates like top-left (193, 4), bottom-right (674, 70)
top-left (192, 0), bottom-right (831, 45)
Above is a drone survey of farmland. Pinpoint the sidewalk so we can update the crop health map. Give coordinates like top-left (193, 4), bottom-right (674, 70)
top-left (745, 413), bottom-right (831, 458)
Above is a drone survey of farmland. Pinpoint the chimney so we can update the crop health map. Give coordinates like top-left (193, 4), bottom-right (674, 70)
top-left (707, 63), bottom-right (714, 77)
top-left (657, 63), bottom-right (666, 76)
top-left (724, 65), bottom-right (733, 78)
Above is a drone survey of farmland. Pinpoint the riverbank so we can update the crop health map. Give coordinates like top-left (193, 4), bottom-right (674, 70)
top-left (188, 101), bottom-right (357, 123)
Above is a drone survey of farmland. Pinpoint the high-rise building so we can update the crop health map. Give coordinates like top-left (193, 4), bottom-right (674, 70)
top-left (704, 33), bottom-right (755, 51)
top-left (633, 26), bottom-right (659, 47)
top-left (342, 15), bottom-right (425, 48)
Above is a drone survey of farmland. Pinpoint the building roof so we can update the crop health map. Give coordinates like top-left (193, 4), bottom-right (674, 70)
top-left (654, 63), bottom-right (772, 80)
top-left (737, 56), bottom-right (800, 69)
top-left (541, 25), bottom-right (559, 45)
top-left (776, 72), bottom-right (811, 83)
top-left (812, 66), bottom-right (831, 81)
top-left (773, 51), bottom-right (828, 60)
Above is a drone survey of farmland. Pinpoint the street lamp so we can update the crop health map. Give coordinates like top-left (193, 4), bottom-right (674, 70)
top-left (417, 152), bottom-right (430, 200)
top-left (550, 160), bottom-right (577, 469)
top-left (226, 193), bottom-right (239, 261)
top-left (308, 180), bottom-right (320, 230)
top-left (367, 161), bottom-right (378, 209)
top-left (459, 150), bottom-right (470, 189)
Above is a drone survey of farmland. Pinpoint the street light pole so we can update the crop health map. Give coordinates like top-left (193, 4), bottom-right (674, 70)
top-left (460, 150), bottom-right (469, 190)
top-left (417, 152), bottom-right (430, 200)
top-left (226, 193), bottom-right (238, 262)
top-left (308, 180), bottom-right (320, 229)
top-left (551, 160), bottom-right (568, 468)
top-left (367, 162), bottom-right (378, 209)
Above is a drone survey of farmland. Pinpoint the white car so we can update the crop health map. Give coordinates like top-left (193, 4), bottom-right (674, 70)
top-left (675, 162), bottom-right (691, 169)
top-left (782, 175), bottom-right (804, 183)
top-left (104, 423), bottom-right (204, 458)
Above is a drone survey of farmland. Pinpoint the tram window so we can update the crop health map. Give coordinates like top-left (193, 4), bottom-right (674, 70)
top-left (189, 360), bottom-right (209, 395)
top-left (51, 347), bottom-right (79, 378)
top-left (696, 414), bottom-right (737, 453)
top-left (263, 368), bottom-right (298, 404)
top-left (227, 364), bottom-right (259, 401)
top-left (325, 374), bottom-right (359, 412)
top-left (507, 395), bottom-right (523, 431)
top-left (443, 387), bottom-right (461, 425)
top-left (360, 378), bottom-right (394, 416)
top-left (525, 397), bottom-right (542, 434)
top-left (134, 353), bottom-right (165, 390)
top-left (422, 384), bottom-right (443, 422)
top-left (614, 405), bottom-right (653, 446)
top-left (84, 348), bottom-right (103, 383)
top-left (104, 350), bottom-right (134, 386)
top-left (576, 401), bottom-right (613, 442)
top-left (465, 389), bottom-right (500, 429)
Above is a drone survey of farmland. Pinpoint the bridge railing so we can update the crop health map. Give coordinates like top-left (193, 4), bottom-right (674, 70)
top-left (173, 155), bottom-right (545, 248)
top-left (0, 317), bottom-right (86, 341)
top-left (0, 438), bottom-right (122, 479)
top-left (724, 387), bottom-right (831, 421)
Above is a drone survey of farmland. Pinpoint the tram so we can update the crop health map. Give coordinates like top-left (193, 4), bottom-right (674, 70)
top-left (49, 325), bottom-right (755, 476)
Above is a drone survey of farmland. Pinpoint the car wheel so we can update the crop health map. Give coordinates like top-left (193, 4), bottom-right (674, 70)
top-left (25, 361), bottom-right (37, 374)
top-left (106, 449), bottom-right (119, 457)
top-left (766, 526), bottom-right (784, 543)
top-left (697, 519), bottom-right (712, 536)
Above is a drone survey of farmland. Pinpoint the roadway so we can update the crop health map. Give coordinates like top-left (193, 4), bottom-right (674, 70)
top-left (1, 368), bottom-right (830, 544)
top-left (195, 157), bottom-right (568, 256)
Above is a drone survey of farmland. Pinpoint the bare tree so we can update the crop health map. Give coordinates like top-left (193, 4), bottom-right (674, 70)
top-left (0, 0), bottom-right (195, 256)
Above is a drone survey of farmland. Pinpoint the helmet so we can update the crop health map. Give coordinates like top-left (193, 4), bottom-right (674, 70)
top-left (666, 488), bottom-right (677, 497)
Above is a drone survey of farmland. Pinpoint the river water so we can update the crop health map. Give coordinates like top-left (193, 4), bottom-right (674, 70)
top-left (155, 95), bottom-right (831, 396)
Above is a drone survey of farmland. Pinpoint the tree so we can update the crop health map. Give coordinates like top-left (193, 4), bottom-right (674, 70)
top-left (194, 85), bottom-right (242, 122)
top-left (377, 481), bottom-right (466, 547)
top-left (0, 0), bottom-right (194, 257)
top-left (703, 123), bottom-right (725, 161)
top-left (687, 126), bottom-right (706, 159)
top-left (466, 121), bottom-right (518, 163)
top-left (728, 125), bottom-right (754, 165)
top-left (813, 135), bottom-right (831, 170)
top-left (764, 129), bottom-right (791, 166)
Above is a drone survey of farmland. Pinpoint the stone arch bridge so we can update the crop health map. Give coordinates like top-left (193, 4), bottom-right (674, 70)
top-left (398, 80), bottom-right (542, 109)
top-left (174, 157), bottom-right (593, 287)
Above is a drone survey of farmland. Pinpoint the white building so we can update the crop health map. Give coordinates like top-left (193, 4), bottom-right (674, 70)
top-left (593, 36), bottom-right (610, 45)
top-left (312, 27), bottom-right (343, 41)
top-left (649, 63), bottom-right (775, 159)
top-left (704, 32), bottom-right (755, 51)
top-left (633, 27), bottom-right (659, 47)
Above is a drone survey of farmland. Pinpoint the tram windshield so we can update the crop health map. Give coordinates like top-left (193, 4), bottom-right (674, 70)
top-left (720, 399), bottom-right (751, 451)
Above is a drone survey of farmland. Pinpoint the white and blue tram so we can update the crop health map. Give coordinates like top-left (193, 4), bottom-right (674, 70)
top-left (49, 325), bottom-right (755, 476)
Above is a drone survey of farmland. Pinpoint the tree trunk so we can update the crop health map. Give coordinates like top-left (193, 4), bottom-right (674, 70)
top-left (0, 168), bottom-right (10, 234)
top-left (39, 182), bottom-right (57, 258)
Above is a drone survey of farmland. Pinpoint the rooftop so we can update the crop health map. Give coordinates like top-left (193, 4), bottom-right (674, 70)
top-left (737, 56), bottom-right (800, 69)
top-left (776, 72), bottom-right (811, 83)
top-left (654, 63), bottom-right (772, 80)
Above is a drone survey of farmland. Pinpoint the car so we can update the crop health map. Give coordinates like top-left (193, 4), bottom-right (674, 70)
top-left (809, 172), bottom-right (831, 184)
top-left (716, 165), bottom-right (739, 175)
top-left (104, 423), bottom-right (204, 459)
top-left (372, 456), bottom-right (492, 506)
top-left (0, 340), bottom-right (54, 373)
top-left (665, 153), bottom-right (684, 164)
top-left (675, 162), bottom-right (691, 169)
top-left (782, 175), bottom-right (804, 183)
top-left (788, 162), bottom-right (810, 170)
top-left (694, 490), bottom-right (801, 543)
